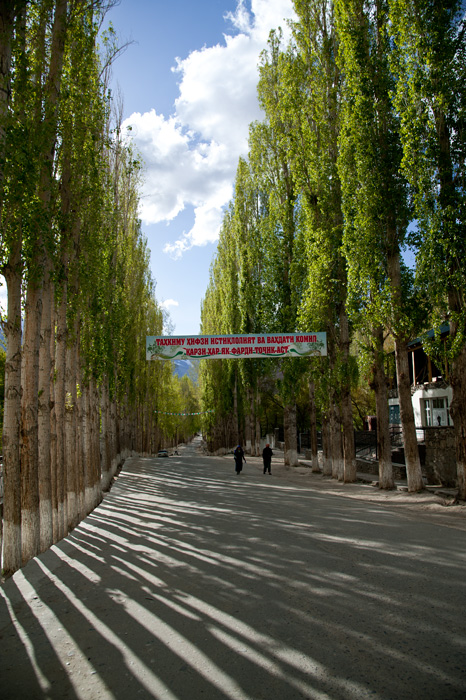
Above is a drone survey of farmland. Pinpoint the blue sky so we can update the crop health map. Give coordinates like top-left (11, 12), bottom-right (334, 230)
top-left (105, 0), bottom-right (296, 335)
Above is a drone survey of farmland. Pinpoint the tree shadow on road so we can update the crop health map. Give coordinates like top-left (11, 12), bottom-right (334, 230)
top-left (1, 454), bottom-right (465, 699)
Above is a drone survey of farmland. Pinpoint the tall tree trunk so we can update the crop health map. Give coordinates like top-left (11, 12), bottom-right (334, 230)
top-left (309, 380), bottom-right (320, 472)
top-left (244, 387), bottom-right (252, 454)
top-left (65, 334), bottom-right (78, 532)
top-left (0, 1), bottom-right (26, 574)
top-left (115, 399), bottom-right (122, 461)
top-left (449, 341), bottom-right (466, 500)
top-left (395, 338), bottom-right (424, 491)
top-left (340, 307), bottom-right (356, 482)
top-left (255, 387), bottom-right (261, 456)
top-left (321, 416), bottom-right (332, 476)
top-left (76, 357), bottom-right (85, 521)
top-left (56, 128), bottom-right (75, 537)
top-left (144, 395), bottom-right (151, 455)
top-left (371, 326), bottom-right (394, 489)
top-left (341, 391), bottom-right (356, 482)
top-left (137, 402), bottom-right (143, 454)
top-left (284, 403), bottom-right (298, 466)
top-left (21, 279), bottom-right (42, 564)
top-left (49, 303), bottom-right (58, 541)
top-left (54, 282), bottom-right (67, 538)
top-left (20, 0), bottom-right (69, 563)
top-left (91, 378), bottom-right (102, 508)
top-left (435, 100), bottom-right (466, 500)
top-left (388, 250), bottom-right (424, 492)
top-left (100, 377), bottom-right (111, 491)
top-left (82, 382), bottom-right (93, 515)
top-left (138, 402), bottom-right (143, 454)
top-left (38, 262), bottom-right (54, 552)
top-left (109, 393), bottom-right (117, 472)
top-left (1, 240), bottom-right (23, 575)
top-left (330, 400), bottom-right (344, 480)
top-left (233, 372), bottom-right (240, 446)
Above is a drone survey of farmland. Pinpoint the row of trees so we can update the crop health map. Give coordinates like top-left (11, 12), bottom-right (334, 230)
top-left (0, 1), bottom-right (200, 576)
top-left (199, 0), bottom-right (466, 498)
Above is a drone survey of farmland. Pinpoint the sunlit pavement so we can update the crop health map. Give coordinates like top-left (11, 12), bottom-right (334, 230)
top-left (1, 442), bottom-right (466, 699)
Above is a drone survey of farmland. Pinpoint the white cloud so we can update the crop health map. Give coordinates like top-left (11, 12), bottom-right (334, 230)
top-left (123, 0), bottom-right (295, 256)
top-left (160, 299), bottom-right (179, 310)
top-left (173, 32), bottom-right (261, 150)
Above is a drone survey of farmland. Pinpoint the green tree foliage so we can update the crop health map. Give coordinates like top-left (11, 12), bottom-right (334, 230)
top-left (200, 208), bottom-right (244, 451)
top-left (334, 0), bottom-right (426, 490)
top-left (0, 0), bottom-right (194, 575)
top-left (389, 0), bottom-right (466, 496)
top-left (279, 2), bottom-right (358, 481)
top-left (201, 0), bottom-right (464, 494)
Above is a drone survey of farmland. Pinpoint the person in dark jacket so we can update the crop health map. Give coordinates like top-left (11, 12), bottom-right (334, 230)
top-left (234, 445), bottom-right (246, 474)
top-left (262, 443), bottom-right (273, 474)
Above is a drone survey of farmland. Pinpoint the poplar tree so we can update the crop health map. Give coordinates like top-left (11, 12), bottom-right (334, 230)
top-left (389, 0), bottom-right (466, 497)
top-left (280, 1), bottom-right (357, 481)
top-left (255, 35), bottom-right (306, 467)
top-left (201, 209), bottom-right (243, 451)
top-left (232, 157), bottom-right (265, 455)
top-left (1, 0), bottom-right (180, 575)
top-left (335, 0), bottom-right (426, 490)
top-left (0, 2), bottom-right (28, 575)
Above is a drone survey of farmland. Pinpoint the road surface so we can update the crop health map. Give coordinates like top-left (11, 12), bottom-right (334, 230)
top-left (1, 441), bottom-right (465, 699)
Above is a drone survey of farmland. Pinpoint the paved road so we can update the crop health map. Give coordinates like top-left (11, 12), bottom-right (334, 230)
top-left (1, 442), bottom-right (465, 700)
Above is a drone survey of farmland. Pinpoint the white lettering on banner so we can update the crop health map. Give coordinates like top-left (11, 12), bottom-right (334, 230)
top-left (146, 333), bottom-right (327, 361)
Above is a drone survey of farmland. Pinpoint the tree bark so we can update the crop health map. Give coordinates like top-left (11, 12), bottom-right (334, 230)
top-left (0, 1), bottom-right (26, 572)
top-left (100, 377), bottom-right (112, 490)
top-left (284, 403), bottom-right (298, 466)
top-left (449, 343), bottom-right (466, 500)
top-left (233, 372), bottom-right (240, 446)
top-left (371, 326), bottom-right (394, 489)
top-left (329, 400), bottom-right (344, 480)
top-left (20, 0), bottom-right (69, 563)
top-left (82, 381), bottom-right (92, 515)
top-left (92, 378), bottom-right (102, 508)
top-left (65, 334), bottom-right (78, 532)
top-left (388, 250), bottom-right (424, 492)
top-left (341, 392), bottom-right (356, 482)
top-left (38, 262), bottom-right (54, 552)
top-left (395, 337), bottom-right (424, 491)
top-left (308, 381), bottom-right (320, 472)
top-left (54, 280), bottom-right (67, 538)
top-left (49, 322), bottom-right (58, 541)
top-left (20, 279), bottom-right (42, 564)
top-left (76, 356), bottom-right (85, 521)
top-left (321, 416), bottom-right (332, 476)
top-left (1, 239), bottom-right (23, 575)
top-left (340, 307), bottom-right (357, 482)
top-left (255, 388), bottom-right (261, 456)
top-left (244, 387), bottom-right (252, 454)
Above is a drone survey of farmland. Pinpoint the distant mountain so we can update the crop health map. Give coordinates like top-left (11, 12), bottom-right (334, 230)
top-left (172, 359), bottom-right (200, 383)
top-left (172, 359), bottom-right (193, 379)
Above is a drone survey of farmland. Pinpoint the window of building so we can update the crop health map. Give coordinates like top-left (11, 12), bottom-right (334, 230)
top-left (422, 397), bottom-right (449, 427)
top-left (389, 404), bottom-right (401, 425)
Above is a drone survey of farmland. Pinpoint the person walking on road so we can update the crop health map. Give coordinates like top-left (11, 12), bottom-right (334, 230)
top-left (262, 443), bottom-right (273, 474)
top-left (234, 445), bottom-right (246, 474)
